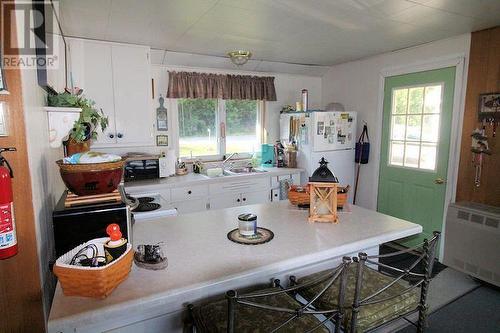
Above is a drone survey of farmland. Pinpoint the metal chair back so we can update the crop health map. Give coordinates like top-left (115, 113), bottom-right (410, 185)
top-left (349, 231), bottom-right (441, 333)
top-left (226, 256), bottom-right (352, 333)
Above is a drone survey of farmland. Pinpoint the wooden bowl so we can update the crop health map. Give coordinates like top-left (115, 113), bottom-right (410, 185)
top-left (56, 159), bottom-right (125, 196)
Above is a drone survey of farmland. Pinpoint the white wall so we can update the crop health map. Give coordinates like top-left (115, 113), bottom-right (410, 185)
top-left (18, 24), bottom-right (66, 326)
top-left (321, 34), bottom-right (471, 210)
top-left (153, 64), bottom-right (322, 145)
top-left (96, 62), bottom-right (322, 157)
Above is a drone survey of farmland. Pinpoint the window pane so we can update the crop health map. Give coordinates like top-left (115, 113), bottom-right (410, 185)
top-left (178, 98), bottom-right (218, 157)
top-left (408, 87), bottom-right (424, 114)
top-left (424, 85), bottom-right (442, 114)
top-left (393, 89), bottom-right (408, 114)
top-left (420, 144), bottom-right (437, 170)
top-left (404, 143), bottom-right (420, 168)
top-left (390, 141), bottom-right (404, 166)
top-left (406, 115), bottom-right (422, 141)
top-left (391, 115), bottom-right (406, 140)
top-left (226, 100), bottom-right (259, 154)
top-left (422, 115), bottom-right (439, 142)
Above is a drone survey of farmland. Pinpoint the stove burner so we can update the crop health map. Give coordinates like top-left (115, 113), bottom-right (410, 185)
top-left (138, 197), bottom-right (155, 204)
top-left (134, 202), bottom-right (161, 212)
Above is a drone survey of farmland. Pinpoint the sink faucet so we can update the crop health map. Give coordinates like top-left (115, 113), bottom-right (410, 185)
top-left (222, 152), bottom-right (239, 169)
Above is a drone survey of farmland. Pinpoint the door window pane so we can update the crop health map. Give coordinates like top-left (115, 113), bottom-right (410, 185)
top-left (178, 98), bottom-right (218, 157)
top-left (420, 144), bottom-right (437, 170)
top-left (424, 85), bottom-right (442, 114)
top-left (408, 87), bottom-right (424, 114)
top-left (391, 115), bottom-right (406, 140)
top-left (404, 143), bottom-right (420, 168)
top-left (390, 141), bottom-right (404, 166)
top-left (406, 115), bottom-right (422, 141)
top-left (388, 83), bottom-right (443, 171)
top-left (422, 115), bottom-right (439, 142)
top-left (225, 100), bottom-right (260, 154)
top-left (393, 88), bottom-right (408, 114)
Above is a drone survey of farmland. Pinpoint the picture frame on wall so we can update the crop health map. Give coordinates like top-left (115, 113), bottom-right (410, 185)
top-left (156, 135), bottom-right (168, 146)
top-left (478, 92), bottom-right (500, 121)
top-left (156, 95), bottom-right (168, 131)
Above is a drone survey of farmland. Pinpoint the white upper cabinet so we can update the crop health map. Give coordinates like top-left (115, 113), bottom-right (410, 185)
top-left (68, 39), bottom-right (153, 147)
top-left (111, 45), bottom-right (153, 146)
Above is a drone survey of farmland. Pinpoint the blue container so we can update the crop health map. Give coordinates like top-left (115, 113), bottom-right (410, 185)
top-left (261, 144), bottom-right (275, 167)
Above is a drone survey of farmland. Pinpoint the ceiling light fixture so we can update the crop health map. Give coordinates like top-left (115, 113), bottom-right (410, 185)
top-left (227, 50), bottom-right (252, 66)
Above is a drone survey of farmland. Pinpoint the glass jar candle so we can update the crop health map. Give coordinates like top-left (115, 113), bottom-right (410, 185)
top-left (238, 213), bottom-right (257, 237)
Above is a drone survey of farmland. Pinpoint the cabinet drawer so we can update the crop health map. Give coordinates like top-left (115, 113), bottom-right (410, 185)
top-left (209, 177), bottom-right (270, 195)
top-left (171, 184), bottom-right (208, 201)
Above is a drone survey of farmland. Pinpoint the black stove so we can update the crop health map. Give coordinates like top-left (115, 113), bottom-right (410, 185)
top-left (134, 202), bottom-right (161, 212)
top-left (138, 197), bottom-right (155, 204)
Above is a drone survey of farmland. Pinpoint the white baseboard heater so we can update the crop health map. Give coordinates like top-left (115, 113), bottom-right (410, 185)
top-left (443, 202), bottom-right (500, 287)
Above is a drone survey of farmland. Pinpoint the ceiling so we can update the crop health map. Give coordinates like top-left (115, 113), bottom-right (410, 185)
top-left (57, 0), bottom-right (500, 66)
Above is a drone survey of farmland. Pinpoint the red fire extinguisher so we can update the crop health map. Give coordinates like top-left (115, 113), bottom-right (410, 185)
top-left (0, 147), bottom-right (17, 259)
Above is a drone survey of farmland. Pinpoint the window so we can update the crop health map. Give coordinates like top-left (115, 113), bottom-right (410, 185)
top-left (178, 99), bottom-right (218, 157)
top-left (178, 98), bottom-right (261, 158)
top-left (225, 100), bottom-right (260, 154)
top-left (389, 84), bottom-right (442, 170)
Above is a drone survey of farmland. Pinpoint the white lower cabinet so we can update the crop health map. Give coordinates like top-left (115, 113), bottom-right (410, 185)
top-left (172, 199), bottom-right (208, 215)
top-left (166, 174), bottom-right (297, 214)
top-left (241, 190), bottom-right (271, 206)
top-left (209, 193), bottom-right (240, 210)
top-left (209, 190), bottom-right (270, 210)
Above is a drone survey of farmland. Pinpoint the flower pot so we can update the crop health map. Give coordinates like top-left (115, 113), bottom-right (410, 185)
top-left (64, 139), bottom-right (90, 157)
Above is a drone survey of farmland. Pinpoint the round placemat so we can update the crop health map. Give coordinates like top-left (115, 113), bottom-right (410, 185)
top-left (227, 227), bottom-right (274, 245)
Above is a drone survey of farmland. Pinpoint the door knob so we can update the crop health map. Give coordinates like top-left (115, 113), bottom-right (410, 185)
top-left (434, 178), bottom-right (446, 184)
top-left (117, 133), bottom-right (123, 138)
top-left (108, 133), bottom-right (115, 139)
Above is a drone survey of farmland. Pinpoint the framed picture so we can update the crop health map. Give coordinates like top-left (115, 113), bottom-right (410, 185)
top-left (156, 96), bottom-right (168, 131)
top-left (478, 92), bottom-right (500, 121)
top-left (156, 135), bottom-right (168, 146)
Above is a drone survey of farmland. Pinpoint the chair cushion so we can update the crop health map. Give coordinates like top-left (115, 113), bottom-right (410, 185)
top-left (192, 287), bottom-right (329, 333)
top-left (298, 264), bottom-right (420, 332)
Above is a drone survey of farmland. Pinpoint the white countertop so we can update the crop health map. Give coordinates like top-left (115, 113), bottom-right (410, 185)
top-left (124, 167), bottom-right (303, 191)
top-left (48, 201), bottom-right (421, 332)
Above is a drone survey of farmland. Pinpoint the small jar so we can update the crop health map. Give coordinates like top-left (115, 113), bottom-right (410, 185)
top-left (238, 213), bottom-right (257, 237)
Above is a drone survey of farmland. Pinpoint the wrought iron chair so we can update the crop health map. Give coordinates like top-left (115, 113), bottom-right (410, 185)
top-left (186, 257), bottom-right (351, 333)
top-left (295, 231), bottom-right (441, 332)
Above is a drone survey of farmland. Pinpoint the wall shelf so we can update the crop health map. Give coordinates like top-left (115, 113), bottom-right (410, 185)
top-left (44, 107), bottom-right (82, 148)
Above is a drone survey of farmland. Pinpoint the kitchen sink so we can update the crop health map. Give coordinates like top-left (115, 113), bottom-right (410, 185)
top-left (223, 167), bottom-right (267, 175)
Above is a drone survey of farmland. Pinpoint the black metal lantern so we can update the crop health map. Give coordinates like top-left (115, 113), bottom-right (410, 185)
top-left (309, 157), bottom-right (338, 183)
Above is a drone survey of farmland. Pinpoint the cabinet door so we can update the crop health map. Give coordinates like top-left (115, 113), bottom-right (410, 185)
top-left (241, 190), bottom-right (270, 206)
top-left (68, 39), bottom-right (117, 145)
top-left (209, 193), bottom-right (240, 210)
top-left (111, 45), bottom-right (154, 146)
top-left (172, 199), bottom-right (207, 215)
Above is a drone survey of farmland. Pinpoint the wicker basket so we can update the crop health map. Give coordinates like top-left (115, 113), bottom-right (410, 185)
top-left (288, 184), bottom-right (349, 208)
top-left (53, 238), bottom-right (134, 299)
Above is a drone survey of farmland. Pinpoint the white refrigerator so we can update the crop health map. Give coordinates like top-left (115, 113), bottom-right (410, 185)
top-left (280, 111), bottom-right (357, 201)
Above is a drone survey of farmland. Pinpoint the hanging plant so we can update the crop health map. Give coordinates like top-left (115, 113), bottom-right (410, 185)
top-left (47, 87), bottom-right (109, 143)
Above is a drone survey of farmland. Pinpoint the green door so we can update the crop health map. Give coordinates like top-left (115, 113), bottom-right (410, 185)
top-left (378, 67), bottom-right (456, 248)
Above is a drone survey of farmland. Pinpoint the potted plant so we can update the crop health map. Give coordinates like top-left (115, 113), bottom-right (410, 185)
top-left (48, 88), bottom-right (109, 156)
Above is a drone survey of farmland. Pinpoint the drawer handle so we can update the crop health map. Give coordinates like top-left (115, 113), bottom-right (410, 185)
top-left (242, 198), bottom-right (246, 202)
top-left (188, 190), bottom-right (192, 194)
top-left (237, 198), bottom-right (241, 202)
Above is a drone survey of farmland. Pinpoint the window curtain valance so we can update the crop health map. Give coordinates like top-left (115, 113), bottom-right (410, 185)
top-left (166, 71), bottom-right (277, 101)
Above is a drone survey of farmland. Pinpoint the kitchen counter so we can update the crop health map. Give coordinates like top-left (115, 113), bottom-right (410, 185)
top-left (124, 167), bottom-right (303, 191)
top-left (48, 201), bottom-right (421, 333)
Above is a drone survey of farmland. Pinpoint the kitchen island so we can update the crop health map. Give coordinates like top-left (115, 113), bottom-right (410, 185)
top-left (48, 201), bottom-right (422, 333)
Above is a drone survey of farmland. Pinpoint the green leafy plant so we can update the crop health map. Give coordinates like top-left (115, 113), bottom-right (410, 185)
top-left (48, 88), bottom-right (109, 142)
